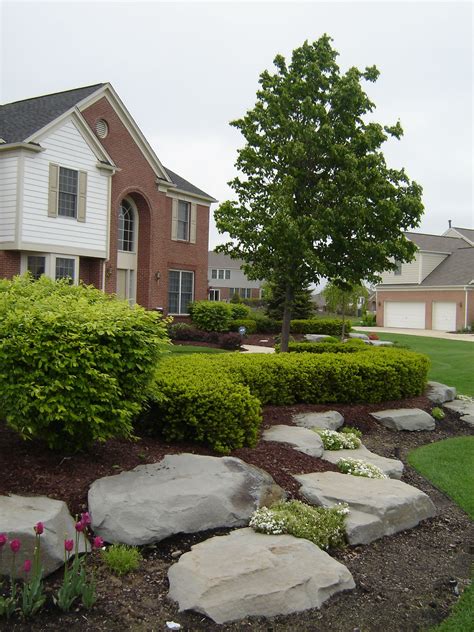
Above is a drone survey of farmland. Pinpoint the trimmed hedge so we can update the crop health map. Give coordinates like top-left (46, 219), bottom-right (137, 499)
top-left (189, 301), bottom-right (232, 332)
top-left (145, 348), bottom-right (430, 451)
top-left (230, 319), bottom-right (258, 335)
top-left (289, 318), bottom-right (351, 336)
top-left (275, 340), bottom-right (369, 354)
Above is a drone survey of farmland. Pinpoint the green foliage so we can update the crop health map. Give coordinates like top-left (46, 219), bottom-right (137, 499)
top-left (190, 301), bottom-right (232, 332)
top-left (254, 315), bottom-right (282, 334)
top-left (264, 280), bottom-right (314, 320)
top-left (316, 429), bottom-right (362, 450)
top-left (340, 425), bottom-right (362, 439)
top-left (431, 407), bottom-right (445, 421)
top-left (337, 457), bottom-right (387, 479)
top-left (0, 275), bottom-right (169, 451)
top-left (101, 545), bottom-right (142, 576)
top-left (322, 282), bottom-right (369, 316)
top-left (229, 319), bottom-right (257, 334)
top-left (249, 500), bottom-right (348, 550)
top-left (277, 340), bottom-right (368, 354)
top-left (361, 312), bottom-right (377, 326)
top-left (289, 318), bottom-right (351, 336)
top-left (144, 358), bottom-right (262, 454)
top-left (168, 322), bottom-right (193, 339)
top-left (229, 303), bottom-right (251, 319)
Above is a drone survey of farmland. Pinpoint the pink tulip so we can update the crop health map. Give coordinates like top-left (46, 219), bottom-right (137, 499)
top-left (64, 539), bottom-right (74, 552)
top-left (92, 536), bottom-right (104, 549)
top-left (0, 534), bottom-right (7, 547)
top-left (23, 559), bottom-right (32, 574)
top-left (75, 521), bottom-right (85, 532)
top-left (34, 521), bottom-right (44, 535)
top-left (80, 512), bottom-right (91, 527)
top-left (10, 539), bottom-right (21, 553)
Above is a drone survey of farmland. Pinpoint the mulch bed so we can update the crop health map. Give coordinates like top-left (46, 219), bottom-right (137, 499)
top-left (1, 398), bottom-right (473, 632)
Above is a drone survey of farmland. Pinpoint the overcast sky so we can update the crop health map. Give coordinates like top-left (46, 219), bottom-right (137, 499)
top-left (1, 1), bottom-right (472, 248)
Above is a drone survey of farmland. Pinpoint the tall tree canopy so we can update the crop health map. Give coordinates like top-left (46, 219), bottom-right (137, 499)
top-left (215, 35), bottom-right (424, 350)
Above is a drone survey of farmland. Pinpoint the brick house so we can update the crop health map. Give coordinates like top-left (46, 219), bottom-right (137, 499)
top-left (376, 227), bottom-right (474, 331)
top-left (208, 251), bottom-right (264, 301)
top-left (0, 83), bottom-right (216, 316)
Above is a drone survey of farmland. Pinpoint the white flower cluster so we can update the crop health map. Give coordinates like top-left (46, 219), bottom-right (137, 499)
top-left (315, 429), bottom-right (361, 450)
top-left (249, 507), bottom-right (286, 535)
top-left (457, 394), bottom-right (474, 403)
top-left (334, 502), bottom-right (350, 516)
top-left (337, 457), bottom-right (388, 479)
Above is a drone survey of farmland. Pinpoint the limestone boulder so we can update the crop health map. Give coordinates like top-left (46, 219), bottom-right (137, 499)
top-left (320, 444), bottom-right (404, 479)
top-left (0, 495), bottom-right (84, 578)
top-left (263, 425), bottom-right (324, 457)
top-left (88, 454), bottom-right (285, 546)
top-left (370, 408), bottom-right (435, 431)
top-left (426, 381), bottom-right (457, 404)
top-left (295, 471), bottom-right (436, 545)
top-left (292, 410), bottom-right (344, 431)
top-left (348, 332), bottom-right (369, 340)
top-left (368, 340), bottom-right (394, 347)
top-left (168, 528), bottom-right (355, 624)
top-left (304, 334), bottom-right (333, 342)
top-left (444, 399), bottom-right (474, 427)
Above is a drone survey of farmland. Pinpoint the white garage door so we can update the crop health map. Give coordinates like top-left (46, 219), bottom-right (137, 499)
top-left (384, 302), bottom-right (426, 329)
top-left (432, 302), bottom-right (457, 331)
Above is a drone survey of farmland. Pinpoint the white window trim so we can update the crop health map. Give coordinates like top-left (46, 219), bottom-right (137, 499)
top-left (168, 269), bottom-right (194, 315)
top-left (209, 288), bottom-right (220, 301)
top-left (21, 252), bottom-right (79, 285)
top-left (118, 196), bottom-right (139, 254)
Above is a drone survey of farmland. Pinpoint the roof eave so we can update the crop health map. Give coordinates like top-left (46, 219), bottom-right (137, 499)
top-left (0, 142), bottom-right (44, 154)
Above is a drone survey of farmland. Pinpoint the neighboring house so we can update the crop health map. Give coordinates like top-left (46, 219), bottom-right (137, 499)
top-left (376, 227), bottom-right (474, 331)
top-left (0, 83), bottom-right (216, 316)
top-left (208, 252), bottom-right (263, 301)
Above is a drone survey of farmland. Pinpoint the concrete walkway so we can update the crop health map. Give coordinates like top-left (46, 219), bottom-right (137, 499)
top-left (242, 344), bottom-right (275, 354)
top-left (353, 327), bottom-right (474, 342)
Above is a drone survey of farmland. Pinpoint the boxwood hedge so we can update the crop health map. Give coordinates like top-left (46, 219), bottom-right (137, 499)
top-left (275, 340), bottom-right (368, 354)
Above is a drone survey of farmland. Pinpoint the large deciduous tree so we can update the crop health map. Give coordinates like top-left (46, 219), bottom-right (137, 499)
top-left (215, 35), bottom-right (424, 351)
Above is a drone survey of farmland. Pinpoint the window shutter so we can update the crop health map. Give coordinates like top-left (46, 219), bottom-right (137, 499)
top-left (77, 171), bottom-right (87, 222)
top-left (190, 203), bottom-right (197, 243)
top-left (171, 198), bottom-right (178, 241)
top-left (48, 164), bottom-right (59, 217)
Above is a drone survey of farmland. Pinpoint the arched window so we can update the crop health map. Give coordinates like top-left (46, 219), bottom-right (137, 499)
top-left (118, 198), bottom-right (135, 252)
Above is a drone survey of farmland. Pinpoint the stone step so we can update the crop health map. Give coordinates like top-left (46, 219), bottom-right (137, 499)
top-left (320, 444), bottom-right (404, 479)
top-left (370, 408), bottom-right (435, 431)
top-left (292, 410), bottom-right (344, 431)
top-left (262, 425), bottom-right (324, 457)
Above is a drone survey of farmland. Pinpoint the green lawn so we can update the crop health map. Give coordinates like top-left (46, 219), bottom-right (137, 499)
top-left (366, 333), bottom-right (474, 396)
top-left (408, 437), bottom-right (474, 630)
top-left (168, 345), bottom-right (228, 354)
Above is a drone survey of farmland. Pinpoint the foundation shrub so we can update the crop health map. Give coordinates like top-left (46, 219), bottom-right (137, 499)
top-left (0, 275), bottom-right (169, 451)
top-left (229, 319), bottom-right (258, 335)
top-left (229, 303), bottom-right (251, 319)
top-left (289, 318), bottom-right (351, 336)
top-left (189, 301), bottom-right (232, 332)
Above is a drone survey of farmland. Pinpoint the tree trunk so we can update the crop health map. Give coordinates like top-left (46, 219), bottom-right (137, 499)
top-left (280, 284), bottom-right (294, 352)
top-left (341, 294), bottom-right (347, 341)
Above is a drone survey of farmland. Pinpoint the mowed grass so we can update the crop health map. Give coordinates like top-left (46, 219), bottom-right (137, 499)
top-left (408, 437), bottom-right (474, 631)
top-left (367, 333), bottom-right (474, 396)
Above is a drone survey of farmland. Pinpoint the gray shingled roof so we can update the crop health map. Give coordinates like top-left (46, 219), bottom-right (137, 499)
top-left (164, 167), bottom-right (216, 201)
top-left (0, 84), bottom-right (104, 143)
top-left (405, 232), bottom-right (466, 253)
top-left (452, 227), bottom-right (474, 244)
top-left (208, 251), bottom-right (245, 268)
top-left (422, 246), bottom-right (474, 286)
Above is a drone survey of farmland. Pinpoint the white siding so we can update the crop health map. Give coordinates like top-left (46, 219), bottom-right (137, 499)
top-left (380, 253), bottom-right (421, 284)
top-left (0, 154), bottom-right (18, 243)
top-left (420, 252), bottom-right (448, 281)
top-left (21, 118), bottom-right (108, 255)
top-left (208, 266), bottom-right (262, 288)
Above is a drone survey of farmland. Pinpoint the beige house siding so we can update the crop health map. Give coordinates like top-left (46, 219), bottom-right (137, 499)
top-left (380, 253), bottom-right (420, 284)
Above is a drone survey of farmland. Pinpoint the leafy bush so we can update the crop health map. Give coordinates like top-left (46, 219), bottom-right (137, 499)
top-left (168, 326), bottom-right (219, 343)
top-left (143, 358), bottom-right (262, 454)
top-left (229, 319), bottom-right (257, 335)
top-left (277, 340), bottom-right (370, 354)
top-left (168, 322), bottom-right (193, 340)
top-left (316, 429), bottom-right (362, 450)
top-left (289, 318), bottom-right (351, 336)
top-left (0, 276), bottom-right (169, 451)
top-left (337, 457), bottom-right (387, 479)
top-left (431, 407), bottom-right (445, 421)
top-left (190, 301), bottom-right (232, 332)
top-left (101, 544), bottom-right (142, 576)
top-left (219, 332), bottom-right (243, 350)
top-left (254, 316), bottom-right (282, 334)
top-left (229, 303), bottom-right (251, 319)
top-left (361, 313), bottom-right (377, 326)
top-left (249, 500), bottom-right (348, 549)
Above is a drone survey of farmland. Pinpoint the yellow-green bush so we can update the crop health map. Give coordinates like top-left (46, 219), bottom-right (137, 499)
top-left (0, 275), bottom-right (169, 450)
top-left (189, 300), bottom-right (232, 332)
top-left (275, 340), bottom-right (368, 354)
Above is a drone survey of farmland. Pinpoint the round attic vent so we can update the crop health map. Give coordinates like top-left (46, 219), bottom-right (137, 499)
top-left (95, 119), bottom-right (108, 139)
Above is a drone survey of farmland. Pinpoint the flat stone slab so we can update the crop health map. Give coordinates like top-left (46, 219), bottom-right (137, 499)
top-left (89, 454), bottom-right (285, 546)
top-left (292, 410), bottom-right (344, 431)
top-left (348, 332), bottom-right (369, 340)
top-left (295, 471), bottom-right (436, 545)
top-left (370, 408), bottom-right (435, 431)
top-left (369, 340), bottom-right (394, 347)
top-left (0, 495), bottom-right (84, 578)
top-left (426, 381), bottom-right (457, 404)
top-left (304, 334), bottom-right (334, 342)
top-left (443, 399), bottom-right (474, 426)
top-left (263, 425), bottom-right (324, 457)
top-left (320, 445), bottom-right (404, 479)
top-left (168, 528), bottom-right (355, 624)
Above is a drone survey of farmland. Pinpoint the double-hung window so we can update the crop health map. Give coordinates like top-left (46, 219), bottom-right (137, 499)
top-left (58, 167), bottom-right (78, 218)
top-left (55, 257), bottom-right (75, 283)
top-left (211, 268), bottom-right (230, 280)
top-left (27, 255), bottom-right (46, 280)
top-left (168, 270), bottom-right (194, 314)
top-left (177, 201), bottom-right (190, 241)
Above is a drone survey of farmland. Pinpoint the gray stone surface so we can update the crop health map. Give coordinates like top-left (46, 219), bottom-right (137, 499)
top-left (295, 471), bottom-right (436, 545)
top-left (292, 410), bottom-right (344, 431)
top-left (370, 408), bottom-right (435, 431)
top-left (168, 528), bottom-right (355, 624)
top-left (0, 495), bottom-right (84, 578)
top-left (88, 454), bottom-right (285, 546)
top-left (263, 425), bottom-right (324, 457)
top-left (304, 334), bottom-right (334, 342)
top-left (368, 340), bottom-right (394, 347)
top-left (443, 399), bottom-right (474, 426)
top-left (320, 445), bottom-right (404, 479)
top-left (348, 332), bottom-right (369, 340)
top-left (426, 381), bottom-right (457, 404)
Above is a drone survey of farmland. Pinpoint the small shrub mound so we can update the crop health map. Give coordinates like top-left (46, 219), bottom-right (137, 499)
top-left (249, 500), bottom-right (348, 549)
top-left (101, 544), bottom-right (142, 576)
top-left (229, 303), bottom-right (251, 319)
top-left (337, 457), bottom-right (387, 479)
top-left (0, 275), bottom-right (169, 451)
top-left (431, 406), bottom-right (445, 421)
top-left (189, 301), bottom-right (232, 332)
top-left (316, 429), bottom-right (362, 450)
top-left (276, 340), bottom-right (369, 354)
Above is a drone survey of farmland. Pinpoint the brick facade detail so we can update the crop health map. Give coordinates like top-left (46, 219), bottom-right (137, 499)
top-left (0, 251), bottom-right (21, 279)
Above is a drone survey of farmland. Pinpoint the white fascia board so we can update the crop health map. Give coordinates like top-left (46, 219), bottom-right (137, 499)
top-left (0, 142), bottom-right (44, 153)
top-left (376, 285), bottom-right (472, 291)
top-left (165, 186), bottom-right (216, 205)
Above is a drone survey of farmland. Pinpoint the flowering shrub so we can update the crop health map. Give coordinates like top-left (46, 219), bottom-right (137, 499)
top-left (337, 457), bottom-right (388, 479)
top-left (315, 429), bottom-right (362, 450)
top-left (249, 500), bottom-right (349, 550)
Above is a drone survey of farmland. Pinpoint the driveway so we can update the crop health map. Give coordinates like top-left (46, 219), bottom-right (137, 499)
top-left (353, 327), bottom-right (474, 342)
